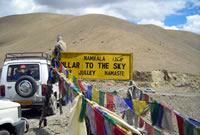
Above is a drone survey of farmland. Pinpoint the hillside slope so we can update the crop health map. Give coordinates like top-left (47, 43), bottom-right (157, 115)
top-left (0, 13), bottom-right (199, 74)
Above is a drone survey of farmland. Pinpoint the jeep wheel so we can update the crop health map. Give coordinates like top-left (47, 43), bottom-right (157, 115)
top-left (48, 95), bottom-right (57, 115)
top-left (15, 76), bottom-right (37, 98)
top-left (0, 129), bottom-right (10, 135)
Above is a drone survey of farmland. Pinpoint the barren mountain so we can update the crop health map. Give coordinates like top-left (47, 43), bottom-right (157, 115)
top-left (0, 13), bottom-right (200, 74)
top-left (1, 13), bottom-right (200, 135)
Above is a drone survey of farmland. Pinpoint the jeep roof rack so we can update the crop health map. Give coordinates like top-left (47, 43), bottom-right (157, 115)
top-left (4, 52), bottom-right (51, 62)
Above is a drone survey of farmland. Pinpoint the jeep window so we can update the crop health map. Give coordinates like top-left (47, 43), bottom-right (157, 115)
top-left (7, 64), bottom-right (40, 81)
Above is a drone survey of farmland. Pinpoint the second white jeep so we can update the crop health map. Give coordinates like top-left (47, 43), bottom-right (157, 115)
top-left (0, 99), bottom-right (29, 135)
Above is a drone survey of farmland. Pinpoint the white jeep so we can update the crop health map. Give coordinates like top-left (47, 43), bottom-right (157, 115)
top-left (0, 52), bottom-right (59, 115)
top-left (0, 99), bottom-right (29, 135)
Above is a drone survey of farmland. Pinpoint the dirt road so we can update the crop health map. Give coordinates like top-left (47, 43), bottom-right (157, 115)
top-left (24, 105), bottom-right (70, 135)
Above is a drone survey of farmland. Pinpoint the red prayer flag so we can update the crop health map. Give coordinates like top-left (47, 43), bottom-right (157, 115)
top-left (139, 117), bottom-right (145, 128)
top-left (93, 108), bottom-right (105, 135)
top-left (106, 93), bottom-right (114, 111)
top-left (145, 94), bottom-right (149, 102)
top-left (77, 79), bottom-right (85, 91)
top-left (145, 122), bottom-right (154, 135)
top-left (59, 62), bottom-right (63, 72)
top-left (113, 125), bottom-right (126, 135)
top-left (175, 113), bottom-right (184, 135)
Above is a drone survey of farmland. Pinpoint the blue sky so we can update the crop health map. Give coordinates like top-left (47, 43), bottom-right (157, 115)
top-left (0, 0), bottom-right (199, 34)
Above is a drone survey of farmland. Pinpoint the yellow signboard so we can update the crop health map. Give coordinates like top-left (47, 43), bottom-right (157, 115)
top-left (60, 52), bottom-right (133, 80)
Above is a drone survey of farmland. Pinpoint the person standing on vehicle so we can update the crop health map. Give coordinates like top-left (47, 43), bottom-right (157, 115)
top-left (51, 35), bottom-right (67, 67)
top-left (53, 35), bottom-right (66, 59)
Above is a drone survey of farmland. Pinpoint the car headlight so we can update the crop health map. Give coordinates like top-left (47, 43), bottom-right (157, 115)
top-left (18, 106), bottom-right (21, 118)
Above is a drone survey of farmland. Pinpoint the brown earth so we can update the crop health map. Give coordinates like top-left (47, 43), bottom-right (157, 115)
top-left (0, 13), bottom-right (199, 135)
top-left (0, 13), bottom-right (200, 74)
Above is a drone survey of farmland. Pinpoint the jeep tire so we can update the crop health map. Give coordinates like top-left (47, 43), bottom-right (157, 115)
top-left (48, 94), bottom-right (57, 115)
top-left (15, 76), bottom-right (37, 98)
top-left (0, 129), bottom-right (10, 135)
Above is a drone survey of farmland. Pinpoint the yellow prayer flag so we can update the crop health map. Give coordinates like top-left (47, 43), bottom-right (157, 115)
top-left (92, 88), bottom-right (99, 103)
top-left (116, 124), bottom-right (132, 135)
top-left (69, 72), bottom-right (74, 82)
top-left (132, 100), bottom-right (147, 116)
top-left (67, 95), bottom-right (87, 135)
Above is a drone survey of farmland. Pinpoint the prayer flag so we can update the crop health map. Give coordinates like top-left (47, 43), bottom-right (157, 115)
top-left (161, 107), bottom-right (174, 132)
top-left (77, 79), bottom-right (85, 91)
top-left (79, 97), bottom-right (87, 122)
top-left (184, 119), bottom-right (195, 135)
top-left (66, 86), bottom-right (69, 104)
top-left (85, 103), bottom-right (96, 135)
top-left (114, 96), bottom-right (129, 113)
top-left (82, 82), bottom-right (88, 90)
top-left (188, 118), bottom-right (200, 127)
top-left (149, 102), bottom-right (160, 126)
top-left (197, 127), bottom-right (200, 135)
top-left (92, 88), bottom-right (99, 103)
top-left (86, 85), bottom-right (93, 100)
top-left (67, 95), bottom-right (87, 135)
top-left (106, 93), bottom-right (114, 111)
top-left (104, 119), bottom-right (114, 135)
top-left (99, 91), bottom-right (105, 106)
top-left (123, 98), bottom-right (133, 110)
top-left (132, 100), bottom-right (147, 116)
top-left (175, 113), bottom-right (184, 135)
top-left (113, 125), bottom-right (126, 135)
top-left (65, 69), bottom-right (69, 78)
top-left (145, 122), bottom-right (154, 135)
top-left (145, 94), bottom-right (150, 102)
top-left (116, 124), bottom-right (132, 135)
top-left (124, 109), bottom-right (134, 125)
top-left (73, 76), bottom-right (79, 89)
top-left (154, 127), bottom-right (163, 135)
top-left (139, 117), bottom-right (145, 128)
top-left (156, 104), bottom-right (164, 128)
top-left (94, 108), bottom-right (105, 135)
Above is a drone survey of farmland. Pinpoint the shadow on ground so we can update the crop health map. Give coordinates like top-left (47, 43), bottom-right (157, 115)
top-left (22, 109), bottom-right (41, 119)
top-left (31, 128), bottom-right (51, 135)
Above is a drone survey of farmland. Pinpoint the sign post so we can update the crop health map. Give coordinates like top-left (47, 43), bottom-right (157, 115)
top-left (60, 52), bottom-right (133, 80)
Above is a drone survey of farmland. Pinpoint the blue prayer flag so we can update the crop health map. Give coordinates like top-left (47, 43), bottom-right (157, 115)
top-left (87, 85), bottom-right (93, 100)
top-left (123, 98), bottom-right (133, 110)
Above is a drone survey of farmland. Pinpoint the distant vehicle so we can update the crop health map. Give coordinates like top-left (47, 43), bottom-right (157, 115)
top-left (144, 88), bottom-right (156, 93)
top-left (0, 99), bottom-right (29, 135)
top-left (0, 52), bottom-right (59, 115)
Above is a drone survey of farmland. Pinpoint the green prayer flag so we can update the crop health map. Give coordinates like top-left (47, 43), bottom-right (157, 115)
top-left (79, 96), bottom-right (87, 122)
top-left (197, 127), bottom-right (200, 135)
top-left (73, 76), bottom-right (79, 89)
top-left (103, 114), bottom-right (119, 126)
top-left (108, 90), bottom-right (117, 95)
top-left (99, 91), bottom-right (105, 106)
top-left (184, 119), bottom-right (195, 135)
top-left (154, 127), bottom-right (163, 135)
top-left (149, 102), bottom-right (160, 125)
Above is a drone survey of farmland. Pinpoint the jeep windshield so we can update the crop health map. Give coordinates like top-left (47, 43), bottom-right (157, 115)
top-left (7, 64), bottom-right (40, 81)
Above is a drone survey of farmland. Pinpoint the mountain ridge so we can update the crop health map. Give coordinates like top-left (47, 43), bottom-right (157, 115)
top-left (0, 13), bottom-right (199, 74)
